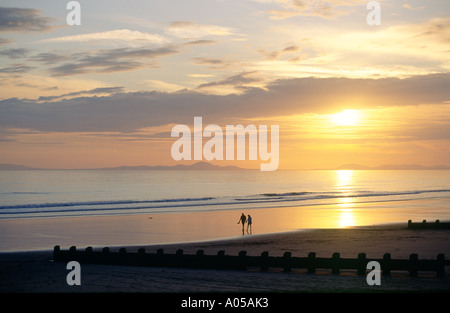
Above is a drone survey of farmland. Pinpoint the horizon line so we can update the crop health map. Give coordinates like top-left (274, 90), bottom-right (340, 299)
top-left (1, 162), bottom-right (450, 171)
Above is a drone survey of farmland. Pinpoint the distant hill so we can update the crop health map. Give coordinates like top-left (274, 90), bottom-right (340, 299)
top-left (0, 162), bottom-right (244, 171)
top-left (335, 164), bottom-right (450, 170)
top-left (335, 164), bottom-right (372, 170)
top-left (1, 162), bottom-right (449, 171)
top-left (98, 162), bottom-right (244, 171)
top-left (0, 164), bottom-right (39, 170)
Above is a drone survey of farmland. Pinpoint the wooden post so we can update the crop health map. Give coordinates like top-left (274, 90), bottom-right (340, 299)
top-left (83, 246), bottom-right (92, 262)
top-left (195, 249), bottom-right (204, 269)
top-left (283, 252), bottom-right (292, 273)
top-left (69, 246), bottom-right (77, 260)
top-left (332, 252), bottom-right (340, 275)
top-left (216, 250), bottom-right (226, 270)
top-left (118, 247), bottom-right (127, 264)
top-left (136, 248), bottom-right (146, 266)
top-left (53, 245), bottom-right (60, 260)
top-left (261, 251), bottom-right (269, 272)
top-left (436, 254), bottom-right (445, 277)
top-left (357, 253), bottom-right (367, 276)
top-left (307, 252), bottom-right (316, 274)
top-left (382, 253), bottom-right (391, 276)
top-left (409, 253), bottom-right (418, 277)
top-left (100, 247), bottom-right (109, 263)
top-left (238, 251), bottom-right (247, 271)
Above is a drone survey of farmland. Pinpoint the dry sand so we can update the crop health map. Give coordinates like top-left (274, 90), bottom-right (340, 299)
top-left (1, 224), bottom-right (449, 293)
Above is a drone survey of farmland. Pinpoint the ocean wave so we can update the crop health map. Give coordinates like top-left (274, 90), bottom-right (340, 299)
top-left (1, 189), bottom-right (449, 218)
top-left (0, 197), bottom-right (215, 210)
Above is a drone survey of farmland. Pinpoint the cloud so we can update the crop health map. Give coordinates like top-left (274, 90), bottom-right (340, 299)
top-left (43, 29), bottom-right (170, 46)
top-left (29, 52), bottom-right (71, 65)
top-left (0, 37), bottom-right (13, 45)
top-left (1, 73), bottom-right (448, 134)
top-left (166, 21), bottom-right (236, 39)
top-left (266, 0), bottom-right (363, 20)
top-left (143, 80), bottom-right (186, 93)
top-left (259, 45), bottom-right (301, 61)
top-left (191, 57), bottom-right (242, 70)
top-left (37, 46), bottom-right (179, 76)
top-left (0, 63), bottom-right (34, 73)
top-left (0, 73), bottom-right (122, 100)
top-left (36, 86), bottom-right (125, 102)
top-left (0, 7), bottom-right (55, 32)
top-left (403, 3), bottom-right (425, 10)
top-left (271, 16), bottom-right (450, 78)
top-left (197, 71), bottom-right (265, 92)
top-left (182, 40), bottom-right (217, 46)
top-left (0, 48), bottom-right (31, 59)
top-left (412, 17), bottom-right (450, 45)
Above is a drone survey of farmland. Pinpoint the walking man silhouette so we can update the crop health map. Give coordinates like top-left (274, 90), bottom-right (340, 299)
top-left (237, 213), bottom-right (247, 235)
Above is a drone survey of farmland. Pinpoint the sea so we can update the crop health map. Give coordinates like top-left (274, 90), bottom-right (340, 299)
top-left (1, 169), bottom-right (450, 251)
top-left (1, 169), bottom-right (449, 221)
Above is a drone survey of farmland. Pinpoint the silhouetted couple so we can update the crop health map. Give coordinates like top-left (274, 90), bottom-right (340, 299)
top-left (237, 213), bottom-right (252, 235)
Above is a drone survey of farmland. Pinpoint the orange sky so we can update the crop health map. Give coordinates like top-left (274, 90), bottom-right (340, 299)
top-left (0, 1), bottom-right (449, 169)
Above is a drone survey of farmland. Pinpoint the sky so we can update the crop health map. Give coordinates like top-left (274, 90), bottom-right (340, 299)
top-left (0, 0), bottom-right (449, 169)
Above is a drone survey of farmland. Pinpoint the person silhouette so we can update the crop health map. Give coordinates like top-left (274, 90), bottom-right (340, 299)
top-left (247, 214), bottom-right (252, 234)
top-left (237, 213), bottom-right (247, 235)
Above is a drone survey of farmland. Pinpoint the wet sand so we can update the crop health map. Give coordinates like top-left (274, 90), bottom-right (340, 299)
top-left (0, 198), bottom-right (445, 252)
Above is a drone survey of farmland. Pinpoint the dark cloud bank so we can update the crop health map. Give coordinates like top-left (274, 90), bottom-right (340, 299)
top-left (0, 73), bottom-right (449, 133)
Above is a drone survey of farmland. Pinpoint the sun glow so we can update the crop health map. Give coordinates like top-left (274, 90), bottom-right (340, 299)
top-left (331, 109), bottom-right (360, 126)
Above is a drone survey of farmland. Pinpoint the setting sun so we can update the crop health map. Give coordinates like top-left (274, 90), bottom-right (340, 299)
top-left (331, 109), bottom-right (360, 126)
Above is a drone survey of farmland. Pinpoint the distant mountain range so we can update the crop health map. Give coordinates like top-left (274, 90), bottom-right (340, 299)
top-left (332, 163), bottom-right (450, 170)
top-left (0, 162), bottom-right (449, 170)
top-left (97, 162), bottom-right (244, 171)
top-left (0, 162), bottom-right (244, 171)
top-left (0, 164), bottom-right (38, 170)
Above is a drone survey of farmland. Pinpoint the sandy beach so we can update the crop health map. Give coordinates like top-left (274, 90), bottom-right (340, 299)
top-left (1, 223), bottom-right (449, 293)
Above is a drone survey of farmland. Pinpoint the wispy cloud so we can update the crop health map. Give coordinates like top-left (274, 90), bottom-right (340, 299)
top-left (258, 45), bottom-right (301, 61)
top-left (403, 3), bottom-right (425, 10)
top-left (265, 0), bottom-right (363, 20)
top-left (143, 80), bottom-right (186, 93)
top-left (0, 48), bottom-right (31, 59)
top-left (0, 37), bottom-right (13, 45)
top-left (191, 57), bottom-right (243, 70)
top-left (43, 29), bottom-right (170, 46)
top-left (0, 63), bottom-right (34, 73)
top-left (197, 71), bottom-right (265, 94)
top-left (166, 21), bottom-right (237, 39)
top-left (37, 46), bottom-right (179, 76)
top-left (0, 7), bottom-right (56, 32)
top-left (36, 86), bottom-right (125, 102)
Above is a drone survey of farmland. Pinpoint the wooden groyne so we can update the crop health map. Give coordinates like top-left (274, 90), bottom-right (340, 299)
top-left (408, 219), bottom-right (450, 229)
top-left (53, 245), bottom-right (449, 278)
